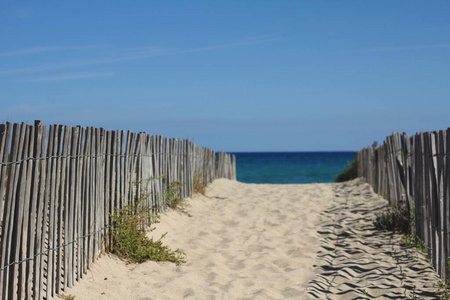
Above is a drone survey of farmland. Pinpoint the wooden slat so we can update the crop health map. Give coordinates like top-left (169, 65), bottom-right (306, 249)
top-left (104, 130), bottom-right (112, 253)
top-left (87, 127), bottom-right (95, 268)
top-left (417, 133), bottom-right (425, 242)
top-left (401, 133), bottom-right (413, 231)
top-left (184, 140), bottom-right (189, 198)
top-left (19, 125), bottom-right (34, 300)
top-left (26, 121), bottom-right (42, 300)
top-left (119, 131), bottom-right (126, 210)
top-left (81, 127), bottom-right (91, 276)
top-left (109, 130), bottom-right (118, 250)
top-left (0, 122), bottom-right (12, 225)
top-left (96, 128), bottom-right (106, 258)
top-left (127, 132), bottom-right (137, 207)
top-left (437, 130), bottom-right (445, 277)
top-left (100, 128), bottom-right (107, 254)
top-left (10, 123), bottom-right (29, 300)
top-left (152, 135), bottom-right (160, 211)
top-left (91, 128), bottom-right (99, 263)
top-left (0, 122), bottom-right (12, 300)
top-left (162, 136), bottom-right (167, 208)
top-left (123, 131), bottom-right (132, 208)
top-left (147, 134), bottom-right (154, 216)
top-left (187, 141), bottom-right (192, 197)
top-left (135, 133), bottom-right (145, 207)
top-left (33, 123), bottom-right (48, 300)
top-left (46, 124), bottom-right (60, 299)
top-left (429, 132), bottom-right (438, 273)
top-left (142, 135), bottom-right (152, 218)
top-left (155, 135), bottom-right (162, 211)
top-left (75, 126), bottom-right (85, 281)
top-left (67, 126), bottom-right (79, 288)
top-left (410, 135), bottom-right (416, 236)
top-left (54, 125), bottom-right (68, 294)
top-left (1, 122), bottom-right (25, 300)
top-left (179, 140), bottom-right (185, 198)
top-left (59, 126), bottom-right (71, 293)
top-left (419, 133), bottom-right (428, 245)
top-left (445, 128), bottom-right (450, 281)
top-left (425, 132), bottom-right (433, 256)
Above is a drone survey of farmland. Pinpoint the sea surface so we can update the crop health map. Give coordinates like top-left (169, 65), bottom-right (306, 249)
top-left (232, 152), bottom-right (355, 184)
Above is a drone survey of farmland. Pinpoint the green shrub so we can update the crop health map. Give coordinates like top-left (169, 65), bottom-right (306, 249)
top-left (373, 201), bottom-right (445, 298)
top-left (110, 175), bottom-right (189, 265)
top-left (110, 200), bottom-right (186, 265)
top-left (334, 159), bottom-right (358, 182)
top-left (435, 259), bottom-right (450, 300)
top-left (435, 280), bottom-right (450, 300)
top-left (193, 171), bottom-right (206, 195)
top-left (162, 176), bottom-right (189, 214)
top-left (400, 234), bottom-right (428, 253)
top-left (373, 201), bottom-right (410, 234)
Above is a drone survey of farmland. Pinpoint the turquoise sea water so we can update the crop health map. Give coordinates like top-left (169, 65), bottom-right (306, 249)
top-left (233, 152), bottom-right (355, 184)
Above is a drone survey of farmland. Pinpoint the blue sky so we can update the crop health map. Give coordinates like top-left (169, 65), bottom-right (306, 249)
top-left (1, 1), bottom-right (449, 152)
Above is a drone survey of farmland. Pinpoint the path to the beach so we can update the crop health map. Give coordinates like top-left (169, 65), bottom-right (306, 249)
top-left (64, 179), bottom-right (440, 299)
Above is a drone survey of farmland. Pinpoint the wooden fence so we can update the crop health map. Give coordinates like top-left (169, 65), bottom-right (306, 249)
top-left (357, 129), bottom-right (449, 280)
top-left (0, 120), bottom-right (236, 300)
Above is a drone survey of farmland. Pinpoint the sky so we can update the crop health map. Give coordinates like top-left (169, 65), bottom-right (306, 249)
top-left (1, 1), bottom-right (449, 152)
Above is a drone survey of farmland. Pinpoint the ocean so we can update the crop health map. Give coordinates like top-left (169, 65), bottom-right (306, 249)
top-left (232, 152), bottom-right (356, 184)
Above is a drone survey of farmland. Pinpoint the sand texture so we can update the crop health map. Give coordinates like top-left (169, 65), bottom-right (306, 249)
top-left (63, 179), bottom-right (440, 299)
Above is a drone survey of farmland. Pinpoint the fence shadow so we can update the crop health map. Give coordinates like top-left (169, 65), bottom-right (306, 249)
top-left (307, 179), bottom-right (440, 299)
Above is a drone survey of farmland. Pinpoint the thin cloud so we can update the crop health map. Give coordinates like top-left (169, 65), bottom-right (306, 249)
top-left (0, 38), bottom-right (281, 75)
top-left (30, 72), bottom-right (114, 82)
top-left (117, 46), bottom-right (173, 57)
top-left (0, 52), bottom-right (170, 75)
top-left (180, 37), bottom-right (283, 54)
top-left (0, 45), bottom-right (101, 57)
top-left (347, 43), bottom-right (450, 53)
top-left (5, 102), bottom-right (60, 115)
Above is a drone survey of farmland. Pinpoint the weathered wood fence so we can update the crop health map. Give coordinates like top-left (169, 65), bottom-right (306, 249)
top-left (0, 120), bottom-right (236, 300)
top-left (357, 129), bottom-right (449, 280)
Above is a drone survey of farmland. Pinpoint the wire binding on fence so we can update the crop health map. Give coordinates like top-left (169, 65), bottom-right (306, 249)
top-left (0, 152), bottom-right (212, 166)
top-left (0, 225), bottom-right (108, 272)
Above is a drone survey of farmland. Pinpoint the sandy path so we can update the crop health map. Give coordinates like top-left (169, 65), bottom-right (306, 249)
top-left (63, 179), bottom-right (440, 299)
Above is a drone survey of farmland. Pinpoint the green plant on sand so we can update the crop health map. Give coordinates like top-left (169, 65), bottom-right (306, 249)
top-left (162, 175), bottom-right (190, 214)
top-left (110, 200), bottom-right (186, 264)
top-left (110, 178), bottom-right (187, 265)
top-left (435, 258), bottom-right (450, 300)
top-left (373, 201), bottom-right (429, 254)
top-left (400, 234), bottom-right (428, 254)
top-left (334, 159), bottom-right (358, 182)
top-left (436, 279), bottom-right (450, 300)
top-left (193, 171), bottom-right (206, 195)
top-left (373, 201), bottom-right (410, 234)
top-left (372, 202), bottom-right (450, 298)
top-left (373, 200), bottom-right (429, 252)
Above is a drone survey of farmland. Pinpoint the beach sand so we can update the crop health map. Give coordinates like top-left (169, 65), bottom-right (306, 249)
top-left (63, 178), bottom-right (440, 299)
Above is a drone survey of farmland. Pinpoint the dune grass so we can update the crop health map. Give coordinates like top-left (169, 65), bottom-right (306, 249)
top-left (110, 177), bottom-right (187, 265)
top-left (334, 159), bottom-right (358, 182)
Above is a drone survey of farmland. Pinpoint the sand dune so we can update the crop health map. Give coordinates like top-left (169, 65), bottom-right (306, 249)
top-left (63, 179), bottom-right (440, 299)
